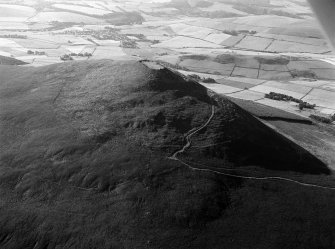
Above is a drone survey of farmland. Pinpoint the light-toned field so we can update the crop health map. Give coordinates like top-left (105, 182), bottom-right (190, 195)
top-left (92, 46), bottom-right (127, 59)
top-left (225, 76), bottom-right (266, 85)
top-left (258, 70), bottom-right (292, 80)
top-left (29, 12), bottom-right (103, 24)
top-left (198, 2), bottom-right (247, 15)
top-left (266, 40), bottom-right (329, 53)
top-left (52, 4), bottom-right (111, 16)
top-left (0, 4), bottom-right (35, 18)
top-left (233, 15), bottom-right (299, 28)
top-left (263, 81), bottom-right (312, 94)
top-left (152, 36), bottom-right (222, 48)
top-left (249, 85), bottom-right (306, 99)
top-left (227, 90), bottom-right (265, 101)
top-left (201, 82), bottom-right (241, 94)
top-left (179, 59), bottom-right (234, 75)
top-left (169, 23), bottom-right (213, 39)
top-left (302, 89), bottom-right (335, 109)
top-left (232, 67), bottom-right (259, 78)
top-left (204, 33), bottom-right (231, 44)
top-left (235, 36), bottom-right (273, 51)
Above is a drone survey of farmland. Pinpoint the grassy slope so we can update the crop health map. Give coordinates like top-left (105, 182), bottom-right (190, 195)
top-left (0, 60), bottom-right (335, 249)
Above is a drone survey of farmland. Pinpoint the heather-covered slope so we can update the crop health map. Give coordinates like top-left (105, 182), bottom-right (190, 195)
top-left (0, 60), bottom-right (334, 249)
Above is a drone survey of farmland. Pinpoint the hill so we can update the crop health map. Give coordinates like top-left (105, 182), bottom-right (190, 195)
top-left (0, 60), bottom-right (335, 249)
top-left (0, 56), bottom-right (27, 65)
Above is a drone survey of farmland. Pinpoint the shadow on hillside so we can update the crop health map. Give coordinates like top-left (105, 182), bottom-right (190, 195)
top-left (225, 115), bottom-right (331, 175)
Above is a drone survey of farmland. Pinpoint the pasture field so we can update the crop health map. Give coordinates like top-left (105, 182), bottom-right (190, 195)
top-left (256, 98), bottom-right (301, 113)
top-left (250, 85), bottom-right (306, 99)
top-left (320, 83), bottom-right (335, 92)
top-left (226, 76), bottom-right (266, 85)
top-left (29, 12), bottom-right (103, 24)
top-left (257, 33), bottom-right (327, 47)
top-left (179, 59), bottom-right (235, 75)
top-left (232, 66), bottom-right (259, 78)
top-left (312, 69), bottom-right (335, 80)
top-left (303, 89), bottom-right (335, 109)
top-left (258, 70), bottom-right (292, 80)
top-left (260, 64), bottom-right (288, 71)
top-left (216, 78), bottom-right (255, 89)
top-left (52, 4), bottom-right (111, 16)
top-left (169, 23), bottom-right (213, 39)
top-left (92, 46), bottom-right (127, 59)
top-left (289, 79), bottom-right (332, 88)
top-left (221, 35), bottom-right (245, 47)
top-left (201, 82), bottom-right (241, 94)
top-left (262, 81), bottom-right (312, 94)
top-left (152, 36), bottom-right (222, 48)
top-left (227, 89), bottom-right (265, 101)
top-left (266, 40), bottom-right (329, 53)
top-left (13, 38), bottom-right (59, 49)
top-left (232, 15), bottom-right (298, 28)
top-left (204, 33), bottom-right (231, 44)
top-left (0, 4), bottom-right (35, 18)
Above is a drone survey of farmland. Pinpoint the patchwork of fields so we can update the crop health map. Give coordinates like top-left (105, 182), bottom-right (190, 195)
top-left (0, 0), bottom-right (334, 121)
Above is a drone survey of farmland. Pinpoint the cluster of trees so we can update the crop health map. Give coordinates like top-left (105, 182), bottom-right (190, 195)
top-left (188, 74), bottom-right (216, 83)
top-left (27, 50), bottom-right (46, 55)
top-left (310, 114), bottom-right (333, 124)
top-left (60, 54), bottom-right (73, 61)
top-left (69, 52), bottom-right (92, 57)
top-left (265, 92), bottom-right (316, 110)
top-left (0, 34), bottom-right (27, 39)
top-left (121, 40), bottom-right (137, 48)
top-left (223, 29), bottom-right (257, 36)
top-left (60, 52), bottom-right (92, 61)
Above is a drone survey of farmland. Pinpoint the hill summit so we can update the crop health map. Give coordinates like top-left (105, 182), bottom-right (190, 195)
top-left (0, 60), bottom-right (332, 249)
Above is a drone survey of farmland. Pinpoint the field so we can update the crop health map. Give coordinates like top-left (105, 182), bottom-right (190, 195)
top-left (0, 0), bottom-right (333, 122)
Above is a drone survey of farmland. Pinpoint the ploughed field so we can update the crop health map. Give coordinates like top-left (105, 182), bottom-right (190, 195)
top-left (1, 60), bottom-right (335, 249)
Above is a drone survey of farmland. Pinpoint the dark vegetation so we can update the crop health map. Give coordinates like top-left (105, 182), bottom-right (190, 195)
top-left (265, 92), bottom-right (316, 110)
top-left (0, 60), bottom-right (334, 249)
top-left (255, 56), bottom-right (290, 65)
top-left (310, 114), bottom-right (333, 124)
top-left (291, 69), bottom-right (317, 79)
top-left (194, 0), bottom-right (213, 8)
top-left (103, 12), bottom-right (144, 25)
top-left (188, 74), bottom-right (216, 83)
top-left (27, 50), bottom-right (46, 55)
top-left (0, 34), bottom-right (27, 39)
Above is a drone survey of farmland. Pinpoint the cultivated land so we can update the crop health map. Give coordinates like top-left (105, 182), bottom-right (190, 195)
top-left (1, 0), bottom-right (335, 248)
top-left (1, 0), bottom-right (333, 120)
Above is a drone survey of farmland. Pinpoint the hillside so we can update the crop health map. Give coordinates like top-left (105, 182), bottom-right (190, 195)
top-left (0, 60), bottom-right (335, 249)
top-left (0, 55), bottom-right (26, 65)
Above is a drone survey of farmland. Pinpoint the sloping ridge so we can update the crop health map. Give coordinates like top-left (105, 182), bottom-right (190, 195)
top-left (0, 59), bottom-right (329, 174)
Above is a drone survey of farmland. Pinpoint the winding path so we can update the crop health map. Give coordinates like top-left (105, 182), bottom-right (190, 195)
top-left (168, 105), bottom-right (335, 191)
